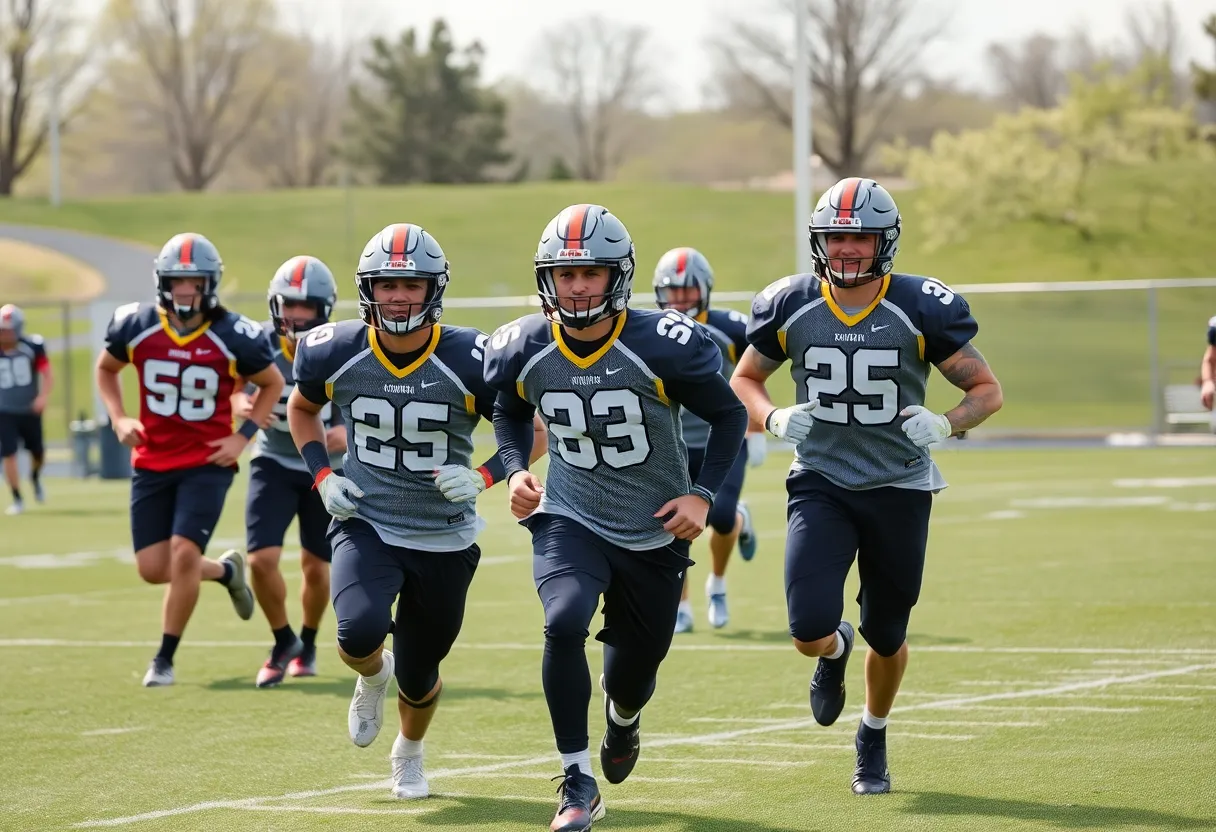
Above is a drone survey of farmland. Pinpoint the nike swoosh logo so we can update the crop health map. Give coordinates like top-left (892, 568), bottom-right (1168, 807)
top-left (421, 380), bottom-right (441, 388)
top-left (606, 368), bottom-right (622, 375)
top-left (871, 324), bottom-right (889, 332)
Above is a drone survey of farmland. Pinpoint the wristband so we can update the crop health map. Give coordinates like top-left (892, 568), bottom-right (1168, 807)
top-left (237, 419), bottom-right (259, 440)
top-left (301, 440), bottom-right (332, 482)
top-left (312, 467), bottom-right (333, 490)
top-left (476, 465), bottom-right (494, 490)
top-left (764, 409), bottom-right (777, 433)
top-left (690, 484), bottom-right (715, 508)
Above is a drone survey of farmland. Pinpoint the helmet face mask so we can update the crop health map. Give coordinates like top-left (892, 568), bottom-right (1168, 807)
top-left (154, 233), bottom-right (223, 319)
top-left (653, 247), bottom-right (714, 318)
top-left (268, 255), bottom-right (338, 338)
top-left (356, 224), bottom-right (449, 337)
top-left (809, 178), bottom-right (901, 289)
top-left (535, 204), bottom-right (635, 330)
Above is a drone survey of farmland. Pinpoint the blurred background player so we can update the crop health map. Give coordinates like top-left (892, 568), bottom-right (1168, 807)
top-left (1199, 314), bottom-right (1216, 413)
top-left (652, 247), bottom-right (765, 632)
top-left (486, 204), bottom-right (748, 832)
top-left (0, 304), bottom-right (52, 514)
top-left (232, 256), bottom-right (345, 688)
top-left (732, 177), bottom-right (1003, 795)
top-left (288, 223), bottom-right (543, 800)
top-left (95, 232), bottom-right (284, 687)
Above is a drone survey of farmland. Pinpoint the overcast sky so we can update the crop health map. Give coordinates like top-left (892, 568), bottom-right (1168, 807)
top-left (75, 0), bottom-right (1216, 110)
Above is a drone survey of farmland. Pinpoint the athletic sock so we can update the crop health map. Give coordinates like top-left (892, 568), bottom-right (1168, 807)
top-left (862, 707), bottom-right (888, 731)
top-left (215, 560), bottom-right (235, 586)
top-left (826, 626), bottom-right (847, 660)
top-left (156, 633), bottom-right (181, 664)
top-left (300, 626), bottom-right (318, 649)
top-left (272, 625), bottom-right (296, 656)
top-left (560, 748), bottom-right (593, 778)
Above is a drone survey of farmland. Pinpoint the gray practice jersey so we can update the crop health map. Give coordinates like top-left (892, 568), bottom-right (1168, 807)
top-left (748, 272), bottom-right (978, 491)
top-left (0, 335), bottom-right (48, 414)
top-left (484, 308), bottom-right (724, 550)
top-left (250, 321), bottom-right (343, 472)
top-left (293, 320), bottom-right (495, 552)
top-left (680, 308), bottom-right (749, 449)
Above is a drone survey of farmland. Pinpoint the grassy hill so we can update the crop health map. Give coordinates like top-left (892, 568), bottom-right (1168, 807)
top-left (1, 160), bottom-right (1215, 437)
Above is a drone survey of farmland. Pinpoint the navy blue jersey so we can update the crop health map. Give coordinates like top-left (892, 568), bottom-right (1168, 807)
top-left (748, 272), bottom-right (977, 490)
top-left (484, 308), bottom-right (724, 550)
top-left (250, 320), bottom-right (343, 473)
top-left (0, 335), bottom-right (49, 414)
top-left (681, 308), bottom-right (749, 448)
top-left (293, 321), bottom-right (494, 552)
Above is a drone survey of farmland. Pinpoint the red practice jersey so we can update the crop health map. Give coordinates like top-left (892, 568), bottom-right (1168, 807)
top-left (104, 303), bottom-right (275, 472)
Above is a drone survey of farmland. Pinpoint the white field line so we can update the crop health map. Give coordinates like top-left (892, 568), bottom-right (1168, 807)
top-left (938, 705), bottom-right (1142, 713)
top-left (6, 638), bottom-right (1216, 657)
top-left (72, 661), bottom-right (1216, 828)
top-left (236, 805), bottom-right (433, 816)
top-left (640, 758), bottom-right (816, 766)
top-left (81, 727), bottom-right (144, 737)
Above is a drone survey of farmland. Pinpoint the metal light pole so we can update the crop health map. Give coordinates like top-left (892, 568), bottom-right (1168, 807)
top-left (793, 0), bottom-right (812, 274)
top-left (48, 14), bottom-right (62, 207)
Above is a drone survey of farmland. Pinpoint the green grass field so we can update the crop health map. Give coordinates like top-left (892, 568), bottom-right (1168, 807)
top-left (3, 447), bottom-right (1215, 831)
top-left (5, 160), bottom-right (1216, 438)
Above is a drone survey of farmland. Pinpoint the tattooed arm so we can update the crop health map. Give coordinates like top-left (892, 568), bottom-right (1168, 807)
top-left (936, 343), bottom-right (1003, 435)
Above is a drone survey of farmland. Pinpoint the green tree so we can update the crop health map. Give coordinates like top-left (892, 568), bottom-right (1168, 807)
top-left (348, 20), bottom-right (510, 184)
top-left (547, 156), bottom-right (574, 181)
top-left (1193, 14), bottom-right (1216, 142)
top-left (888, 59), bottom-right (1205, 246)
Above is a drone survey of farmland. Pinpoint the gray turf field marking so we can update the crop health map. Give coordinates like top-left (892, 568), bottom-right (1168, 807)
top-left (72, 661), bottom-right (1216, 827)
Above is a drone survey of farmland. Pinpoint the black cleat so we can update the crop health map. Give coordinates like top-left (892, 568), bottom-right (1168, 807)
top-left (598, 675), bottom-right (640, 784)
top-left (810, 621), bottom-right (854, 726)
top-left (852, 724), bottom-right (891, 795)
top-left (549, 765), bottom-right (605, 832)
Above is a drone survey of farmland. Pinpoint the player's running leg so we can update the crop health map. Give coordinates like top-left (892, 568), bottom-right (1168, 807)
top-left (597, 537), bottom-right (688, 786)
top-left (849, 484), bottom-right (932, 795)
top-left (23, 414), bottom-right (45, 504)
top-left (291, 549), bottom-right (330, 676)
top-left (291, 479), bottom-right (334, 678)
top-left (330, 519), bottom-right (403, 748)
top-left (531, 516), bottom-right (608, 831)
top-left (387, 542), bottom-right (480, 799)
top-left (246, 458), bottom-right (305, 687)
top-left (1, 416), bottom-right (22, 514)
top-left (702, 448), bottom-right (747, 629)
top-left (786, 470), bottom-right (859, 727)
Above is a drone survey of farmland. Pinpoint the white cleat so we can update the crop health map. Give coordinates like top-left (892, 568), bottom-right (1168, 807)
top-left (390, 735), bottom-right (430, 799)
top-left (349, 651), bottom-right (395, 747)
top-left (5, 501), bottom-right (23, 515)
top-left (217, 549), bottom-right (255, 621)
top-left (142, 657), bottom-right (174, 687)
top-left (674, 606), bottom-right (694, 634)
top-left (706, 591), bottom-right (729, 629)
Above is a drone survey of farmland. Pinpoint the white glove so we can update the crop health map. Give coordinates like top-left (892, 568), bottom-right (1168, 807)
top-left (745, 432), bottom-right (768, 467)
top-left (766, 401), bottom-right (818, 444)
top-left (317, 471), bottom-right (363, 520)
top-left (900, 405), bottom-right (952, 447)
top-left (434, 464), bottom-right (489, 503)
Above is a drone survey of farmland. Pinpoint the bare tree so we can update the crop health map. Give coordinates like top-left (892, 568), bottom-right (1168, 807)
top-left (539, 16), bottom-right (658, 181)
top-left (103, 0), bottom-right (289, 191)
top-left (710, 0), bottom-right (950, 176)
top-left (0, 0), bottom-right (94, 195)
top-left (986, 34), bottom-right (1067, 109)
top-left (241, 35), bottom-right (346, 188)
top-left (1125, 0), bottom-right (1183, 103)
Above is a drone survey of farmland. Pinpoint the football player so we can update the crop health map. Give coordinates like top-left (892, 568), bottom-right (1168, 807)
top-left (95, 232), bottom-right (285, 687)
top-left (0, 304), bottom-right (52, 514)
top-left (730, 177), bottom-right (1003, 795)
top-left (652, 247), bottom-right (765, 632)
top-left (231, 256), bottom-right (345, 687)
top-left (485, 204), bottom-right (748, 832)
top-left (1199, 315), bottom-right (1216, 411)
top-left (287, 223), bottom-right (544, 800)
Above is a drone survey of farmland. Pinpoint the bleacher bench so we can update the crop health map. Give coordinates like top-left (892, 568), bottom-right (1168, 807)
top-left (1164, 384), bottom-right (1214, 429)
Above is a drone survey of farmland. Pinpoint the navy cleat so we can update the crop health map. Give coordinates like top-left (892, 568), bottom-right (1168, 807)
top-left (549, 765), bottom-right (605, 832)
top-left (256, 637), bottom-right (304, 688)
top-left (810, 621), bottom-right (854, 726)
top-left (852, 723), bottom-right (891, 794)
top-left (598, 675), bottom-right (640, 784)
